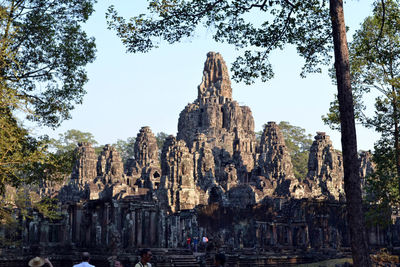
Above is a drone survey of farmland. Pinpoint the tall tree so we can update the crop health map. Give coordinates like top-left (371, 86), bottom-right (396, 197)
top-left (325, 0), bottom-right (400, 196)
top-left (107, 1), bottom-right (371, 264)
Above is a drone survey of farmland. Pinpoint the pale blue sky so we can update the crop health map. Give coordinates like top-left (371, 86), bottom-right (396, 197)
top-left (36, 0), bottom-right (380, 151)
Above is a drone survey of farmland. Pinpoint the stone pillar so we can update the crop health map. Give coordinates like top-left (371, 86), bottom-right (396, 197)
top-left (159, 210), bottom-right (166, 248)
top-left (288, 226), bottom-right (293, 246)
top-left (105, 203), bottom-right (110, 245)
top-left (137, 209), bottom-right (143, 247)
top-left (150, 210), bottom-right (157, 246)
top-left (64, 208), bottom-right (71, 245)
top-left (143, 210), bottom-right (149, 246)
top-left (131, 211), bottom-right (136, 248)
top-left (272, 223), bottom-right (277, 246)
top-left (305, 225), bottom-right (310, 248)
top-left (40, 220), bottom-right (49, 245)
top-left (75, 207), bottom-right (82, 244)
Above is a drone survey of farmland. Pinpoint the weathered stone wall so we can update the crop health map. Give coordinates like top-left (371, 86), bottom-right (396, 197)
top-left (8, 198), bottom-right (400, 261)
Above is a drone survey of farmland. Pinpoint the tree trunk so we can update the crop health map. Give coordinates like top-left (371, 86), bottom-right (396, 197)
top-left (391, 88), bottom-right (400, 195)
top-left (329, 0), bottom-right (371, 266)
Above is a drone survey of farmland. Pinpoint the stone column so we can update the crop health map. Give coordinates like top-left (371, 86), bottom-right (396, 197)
top-left (159, 210), bottom-right (166, 248)
top-left (150, 210), bottom-right (157, 246)
top-left (41, 220), bottom-right (49, 245)
top-left (131, 211), bottom-right (136, 248)
top-left (272, 223), bottom-right (277, 246)
top-left (105, 203), bottom-right (110, 245)
top-left (137, 209), bottom-right (143, 247)
top-left (143, 210), bottom-right (149, 246)
top-left (75, 207), bottom-right (82, 244)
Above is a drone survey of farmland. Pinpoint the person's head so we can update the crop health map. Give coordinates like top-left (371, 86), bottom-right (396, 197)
top-left (28, 257), bottom-right (45, 267)
top-left (114, 260), bottom-right (123, 267)
top-left (214, 253), bottom-right (226, 266)
top-left (139, 249), bottom-right (152, 264)
top-left (82, 252), bottom-right (90, 262)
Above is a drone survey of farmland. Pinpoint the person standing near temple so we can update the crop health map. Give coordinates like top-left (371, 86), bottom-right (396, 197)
top-left (73, 252), bottom-right (95, 267)
top-left (186, 236), bottom-right (191, 250)
top-left (28, 257), bottom-right (54, 267)
top-left (135, 249), bottom-right (152, 267)
top-left (193, 237), bottom-right (199, 252)
top-left (114, 260), bottom-right (123, 267)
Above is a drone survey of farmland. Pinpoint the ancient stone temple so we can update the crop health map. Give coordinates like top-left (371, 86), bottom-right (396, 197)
top-left (2, 52), bottom-right (399, 267)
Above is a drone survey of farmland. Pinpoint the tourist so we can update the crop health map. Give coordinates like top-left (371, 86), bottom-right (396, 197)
top-left (186, 236), bottom-right (191, 250)
top-left (135, 249), bottom-right (152, 267)
top-left (28, 257), bottom-right (54, 267)
top-left (73, 252), bottom-right (95, 267)
top-left (193, 236), bottom-right (199, 252)
top-left (114, 260), bottom-right (123, 267)
top-left (202, 236), bottom-right (208, 251)
top-left (214, 253), bottom-right (226, 267)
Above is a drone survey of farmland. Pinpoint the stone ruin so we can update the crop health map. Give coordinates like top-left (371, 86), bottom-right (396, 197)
top-left (1, 52), bottom-right (400, 267)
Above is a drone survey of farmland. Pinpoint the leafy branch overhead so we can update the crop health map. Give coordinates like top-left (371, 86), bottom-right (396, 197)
top-left (106, 0), bottom-right (333, 84)
top-left (1, 0), bottom-right (97, 127)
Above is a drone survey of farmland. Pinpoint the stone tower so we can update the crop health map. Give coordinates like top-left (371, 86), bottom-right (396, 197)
top-left (177, 52), bottom-right (257, 181)
top-left (305, 132), bottom-right (344, 200)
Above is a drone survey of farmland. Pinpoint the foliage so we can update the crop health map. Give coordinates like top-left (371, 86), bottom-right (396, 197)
top-left (1, 0), bottom-right (97, 127)
top-left (113, 137), bottom-right (136, 163)
top-left (156, 132), bottom-right (169, 152)
top-left (106, 0), bottom-right (333, 84)
top-left (324, 0), bottom-right (400, 130)
top-left (50, 129), bottom-right (98, 153)
top-left (112, 132), bottom-right (169, 163)
top-left (0, 184), bottom-right (61, 247)
top-left (365, 138), bottom-right (400, 227)
top-left (0, 109), bottom-right (47, 194)
top-left (324, 0), bottom-right (400, 199)
top-left (48, 129), bottom-right (99, 176)
top-left (278, 121), bottom-right (313, 179)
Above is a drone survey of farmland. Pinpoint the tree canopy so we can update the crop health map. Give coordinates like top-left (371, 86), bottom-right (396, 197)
top-left (278, 121), bottom-right (313, 179)
top-left (106, 0), bottom-right (332, 84)
top-left (113, 137), bottom-right (136, 163)
top-left (1, 0), bottom-right (97, 127)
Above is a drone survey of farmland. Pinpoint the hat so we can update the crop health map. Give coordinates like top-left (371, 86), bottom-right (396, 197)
top-left (28, 257), bottom-right (45, 267)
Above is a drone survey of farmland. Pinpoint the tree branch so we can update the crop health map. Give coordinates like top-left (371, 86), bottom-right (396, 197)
top-left (283, 0), bottom-right (296, 8)
top-left (244, 0), bottom-right (268, 11)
